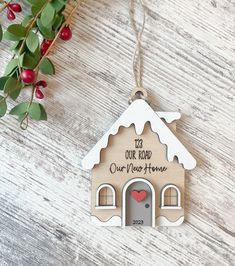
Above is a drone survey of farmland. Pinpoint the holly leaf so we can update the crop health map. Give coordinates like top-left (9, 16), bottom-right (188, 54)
top-left (9, 86), bottom-right (22, 101)
top-left (26, 0), bottom-right (44, 5)
top-left (21, 15), bottom-right (33, 27)
top-left (26, 31), bottom-right (39, 53)
top-left (4, 24), bottom-right (27, 41)
top-left (19, 52), bottom-right (38, 69)
top-left (4, 77), bottom-right (18, 93)
top-left (39, 104), bottom-right (47, 120)
top-left (9, 102), bottom-right (28, 116)
top-left (4, 77), bottom-right (22, 100)
top-left (51, 0), bottom-right (67, 12)
top-left (0, 96), bottom-right (7, 118)
top-left (37, 18), bottom-right (55, 40)
top-left (39, 57), bottom-right (55, 75)
top-left (30, 0), bottom-right (47, 16)
top-left (41, 3), bottom-right (55, 27)
top-left (53, 14), bottom-right (65, 31)
top-left (10, 40), bottom-right (21, 52)
top-left (0, 24), bottom-right (3, 42)
top-left (29, 102), bottom-right (41, 120)
top-left (4, 59), bottom-right (18, 76)
top-left (18, 53), bottom-right (24, 67)
top-left (0, 77), bottom-right (10, 91)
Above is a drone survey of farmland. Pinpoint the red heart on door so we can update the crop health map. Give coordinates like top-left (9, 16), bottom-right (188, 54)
top-left (131, 190), bottom-right (147, 202)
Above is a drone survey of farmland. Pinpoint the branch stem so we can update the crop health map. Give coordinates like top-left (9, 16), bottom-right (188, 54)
top-left (2, 0), bottom-right (82, 129)
top-left (20, 86), bottom-right (36, 130)
top-left (17, 0), bottom-right (51, 57)
top-left (0, 0), bottom-right (12, 13)
top-left (35, 0), bottom-right (81, 69)
top-left (0, 93), bottom-right (9, 102)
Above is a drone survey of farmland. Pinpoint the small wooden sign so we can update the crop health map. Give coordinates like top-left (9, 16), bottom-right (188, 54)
top-left (82, 99), bottom-right (196, 227)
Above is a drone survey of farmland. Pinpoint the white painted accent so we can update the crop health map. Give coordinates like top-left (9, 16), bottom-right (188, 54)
top-left (161, 184), bottom-right (181, 208)
top-left (122, 178), bottom-right (155, 228)
top-left (156, 216), bottom-right (184, 226)
top-left (91, 216), bottom-right (121, 227)
top-left (161, 206), bottom-right (182, 210)
top-left (95, 206), bottom-right (116, 209)
top-left (96, 184), bottom-right (116, 208)
top-left (156, 112), bottom-right (181, 123)
top-left (82, 99), bottom-right (196, 170)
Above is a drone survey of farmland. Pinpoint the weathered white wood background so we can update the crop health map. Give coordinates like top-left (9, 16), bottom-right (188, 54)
top-left (0, 0), bottom-right (234, 265)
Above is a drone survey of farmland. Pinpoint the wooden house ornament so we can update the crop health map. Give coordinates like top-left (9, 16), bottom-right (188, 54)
top-left (82, 97), bottom-right (196, 227)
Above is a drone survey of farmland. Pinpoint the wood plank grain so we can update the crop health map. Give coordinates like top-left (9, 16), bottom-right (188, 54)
top-left (0, 0), bottom-right (234, 265)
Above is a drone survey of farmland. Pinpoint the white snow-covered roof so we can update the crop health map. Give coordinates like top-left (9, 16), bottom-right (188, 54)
top-left (156, 112), bottom-right (181, 123)
top-left (82, 99), bottom-right (196, 170)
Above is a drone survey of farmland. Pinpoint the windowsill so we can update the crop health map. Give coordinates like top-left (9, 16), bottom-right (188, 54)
top-left (161, 206), bottom-right (182, 210)
top-left (95, 206), bottom-right (117, 210)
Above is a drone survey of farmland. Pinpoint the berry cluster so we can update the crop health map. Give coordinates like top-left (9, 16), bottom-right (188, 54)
top-left (6, 2), bottom-right (22, 21)
top-left (20, 26), bottom-right (73, 100)
top-left (40, 27), bottom-right (72, 55)
top-left (19, 71), bottom-right (46, 100)
top-left (0, 0), bottom-right (80, 128)
top-left (35, 80), bottom-right (47, 99)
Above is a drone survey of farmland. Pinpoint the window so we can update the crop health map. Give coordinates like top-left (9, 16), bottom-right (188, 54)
top-left (161, 184), bottom-right (181, 209)
top-left (99, 186), bottom-right (113, 206)
top-left (164, 187), bottom-right (178, 206)
top-left (96, 184), bottom-right (116, 209)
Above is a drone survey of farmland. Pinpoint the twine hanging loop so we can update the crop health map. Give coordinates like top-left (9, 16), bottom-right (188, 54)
top-left (129, 86), bottom-right (148, 104)
top-left (129, 0), bottom-right (148, 103)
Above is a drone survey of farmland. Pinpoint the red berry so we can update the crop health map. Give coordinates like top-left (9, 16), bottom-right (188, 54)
top-left (7, 9), bottom-right (16, 20)
top-left (35, 89), bottom-right (44, 99)
top-left (45, 40), bottom-right (53, 45)
top-left (35, 80), bottom-right (47, 88)
top-left (40, 42), bottom-right (49, 56)
top-left (40, 39), bottom-right (53, 55)
top-left (20, 69), bottom-right (37, 84)
top-left (8, 3), bottom-right (22, 12)
top-left (59, 26), bottom-right (72, 41)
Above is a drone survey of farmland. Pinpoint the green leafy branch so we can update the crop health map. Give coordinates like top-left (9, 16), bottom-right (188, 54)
top-left (0, 0), bottom-right (12, 13)
top-left (0, 0), bottom-right (81, 129)
top-left (0, 1), bottom-right (12, 41)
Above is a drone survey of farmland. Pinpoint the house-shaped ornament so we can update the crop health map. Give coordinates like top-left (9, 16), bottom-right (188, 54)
top-left (82, 99), bottom-right (196, 227)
